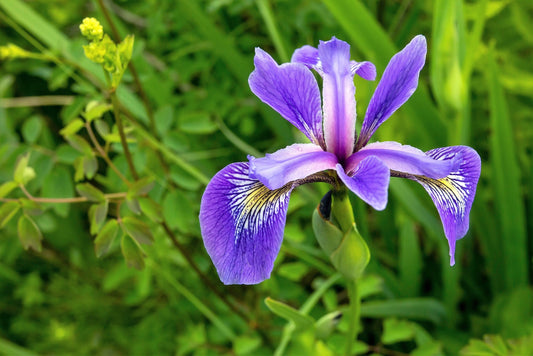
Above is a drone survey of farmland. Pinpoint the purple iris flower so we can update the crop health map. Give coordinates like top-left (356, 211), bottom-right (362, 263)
top-left (199, 35), bottom-right (481, 285)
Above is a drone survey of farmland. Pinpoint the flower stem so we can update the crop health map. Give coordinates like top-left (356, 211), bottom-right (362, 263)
top-left (345, 279), bottom-right (361, 356)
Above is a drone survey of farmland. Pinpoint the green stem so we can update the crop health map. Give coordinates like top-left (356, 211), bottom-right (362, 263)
top-left (256, 0), bottom-right (289, 62)
top-left (111, 92), bottom-right (139, 180)
top-left (345, 280), bottom-right (361, 356)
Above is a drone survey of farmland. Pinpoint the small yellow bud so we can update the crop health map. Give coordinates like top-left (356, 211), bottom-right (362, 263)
top-left (80, 17), bottom-right (103, 41)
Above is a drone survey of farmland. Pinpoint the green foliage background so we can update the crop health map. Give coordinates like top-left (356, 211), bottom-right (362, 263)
top-left (0, 0), bottom-right (532, 355)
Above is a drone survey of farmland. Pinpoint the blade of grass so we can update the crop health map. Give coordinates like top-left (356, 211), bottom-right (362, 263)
top-left (256, 0), bottom-right (289, 62)
top-left (486, 47), bottom-right (528, 290)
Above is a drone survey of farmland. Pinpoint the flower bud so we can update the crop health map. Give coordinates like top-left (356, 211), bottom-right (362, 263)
top-left (312, 190), bottom-right (370, 281)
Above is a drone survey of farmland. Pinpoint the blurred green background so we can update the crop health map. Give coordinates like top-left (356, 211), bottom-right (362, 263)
top-left (0, 0), bottom-right (532, 355)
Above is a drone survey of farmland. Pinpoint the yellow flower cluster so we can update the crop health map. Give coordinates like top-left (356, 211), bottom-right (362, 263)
top-left (79, 17), bottom-right (134, 88)
top-left (0, 44), bottom-right (32, 60)
top-left (79, 17), bottom-right (103, 42)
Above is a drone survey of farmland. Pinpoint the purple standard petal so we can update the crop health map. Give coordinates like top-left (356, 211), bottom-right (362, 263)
top-left (345, 141), bottom-right (461, 179)
top-left (394, 146), bottom-right (481, 266)
top-left (357, 35), bottom-right (427, 148)
top-left (319, 37), bottom-right (357, 160)
top-left (249, 48), bottom-right (324, 146)
top-left (249, 143), bottom-right (338, 190)
top-left (336, 156), bottom-right (390, 210)
top-left (199, 162), bottom-right (294, 285)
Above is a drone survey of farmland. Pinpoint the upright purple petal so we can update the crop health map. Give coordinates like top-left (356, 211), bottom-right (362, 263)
top-left (249, 48), bottom-right (324, 146)
top-left (318, 37), bottom-right (357, 160)
top-left (357, 35), bottom-right (427, 148)
top-left (199, 162), bottom-right (294, 285)
top-left (291, 45), bottom-right (319, 68)
top-left (345, 141), bottom-right (461, 180)
top-left (394, 146), bottom-right (481, 265)
top-left (336, 156), bottom-right (390, 210)
top-left (249, 143), bottom-right (338, 190)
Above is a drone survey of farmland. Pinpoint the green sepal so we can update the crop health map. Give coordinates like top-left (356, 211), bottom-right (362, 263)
top-left (265, 297), bottom-right (315, 332)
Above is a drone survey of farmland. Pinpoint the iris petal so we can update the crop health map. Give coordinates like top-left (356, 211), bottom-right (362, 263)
top-left (249, 48), bottom-right (324, 146)
top-left (346, 141), bottom-right (460, 179)
top-left (249, 143), bottom-right (338, 190)
top-left (336, 156), bottom-right (390, 210)
top-left (318, 37), bottom-right (357, 160)
top-left (393, 146), bottom-right (481, 265)
top-left (357, 35), bottom-right (427, 148)
top-left (199, 162), bottom-right (293, 285)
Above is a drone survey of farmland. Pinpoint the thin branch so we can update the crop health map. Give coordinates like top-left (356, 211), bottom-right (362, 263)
top-left (85, 121), bottom-right (132, 186)
top-left (110, 92), bottom-right (139, 180)
top-left (0, 96), bottom-right (75, 108)
top-left (14, 184), bottom-right (126, 204)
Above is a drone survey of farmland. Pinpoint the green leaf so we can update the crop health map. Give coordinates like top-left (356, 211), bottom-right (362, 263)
top-left (41, 166), bottom-right (74, 218)
top-left (264, 297), bottom-right (315, 332)
top-left (22, 116), bottom-right (43, 144)
top-left (138, 197), bottom-right (163, 223)
top-left (66, 135), bottom-right (93, 156)
top-left (13, 153), bottom-right (30, 184)
top-left (125, 198), bottom-right (142, 215)
top-left (17, 215), bottom-right (43, 252)
top-left (0, 181), bottom-right (18, 199)
top-left (121, 234), bottom-right (144, 270)
top-left (121, 216), bottom-right (153, 245)
top-left (89, 201), bottom-right (108, 235)
top-left (0, 201), bottom-right (21, 228)
top-left (59, 118), bottom-right (85, 137)
top-left (94, 219), bottom-right (119, 258)
top-left (82, 155), bottom-right (98, 179)
top-left (128, 177), bottom-right (155, 198)
top-left (84, 101), bottom-right (112, 122)
top-left (381, 318), bottom-right (416, 345)
top-left (361, 299), bottom-right (446, 324)
top-left (75, 183), bottom-right (105, 202)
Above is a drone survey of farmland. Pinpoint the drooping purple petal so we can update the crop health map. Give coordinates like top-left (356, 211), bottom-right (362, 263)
top-left (336, 156), bottom-right (390, 210)
top-left (357, 35), bottom-right (427, 148)
top-left (199, 162), bottom-right (293, 285)
top-left (249, 143), bottom-right (338, 190)
top-left (249, 48), bottom-right (324, 146)
top-left (395, 146), bottom-right (481, 266)
top-left (345, 141), bottom-right (461, 179)
top-left (318, 37), bottom-right (357, 160)
top-left (351, 61), bottom-right (376, 80)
